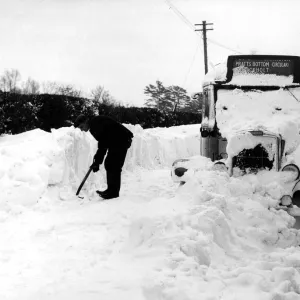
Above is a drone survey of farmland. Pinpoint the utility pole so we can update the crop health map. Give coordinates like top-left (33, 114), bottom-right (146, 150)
top-left (195, 21), bottom-right (214, 74)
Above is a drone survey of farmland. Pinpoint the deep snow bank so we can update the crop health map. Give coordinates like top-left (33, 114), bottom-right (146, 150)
top-left (124, 164), bottom-right (300, 300)
top-left (0, 124), bottom-right (200, 206)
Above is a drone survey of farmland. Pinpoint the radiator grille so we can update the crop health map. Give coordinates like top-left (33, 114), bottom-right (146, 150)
top-left (233, 144), bottom-right (274, 172)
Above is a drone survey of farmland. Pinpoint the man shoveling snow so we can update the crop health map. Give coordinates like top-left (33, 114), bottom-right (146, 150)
top-left (74, 114), bottom-right (133, 200)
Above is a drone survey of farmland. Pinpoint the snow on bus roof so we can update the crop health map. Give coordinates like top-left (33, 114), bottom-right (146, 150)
top-left (203, 63), bottom-right (298, 86)
top-left (203, 62), bottom-right (227, 85)
top-left (228, 73), bottom-right (294, 86)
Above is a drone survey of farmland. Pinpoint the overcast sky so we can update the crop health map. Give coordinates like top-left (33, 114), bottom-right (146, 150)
top-left (1, 0), bottom-right (300, 106)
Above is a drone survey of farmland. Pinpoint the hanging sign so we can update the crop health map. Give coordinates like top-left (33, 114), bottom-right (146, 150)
top-left (232, 58), bottom-right (293, 76)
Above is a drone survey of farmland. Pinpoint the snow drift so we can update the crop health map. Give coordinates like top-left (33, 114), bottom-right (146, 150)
top-left (0, 124), bottom-right (200, 206)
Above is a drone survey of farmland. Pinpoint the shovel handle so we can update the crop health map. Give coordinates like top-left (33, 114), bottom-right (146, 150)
top-left (76, 166), bottom-right (93, 196)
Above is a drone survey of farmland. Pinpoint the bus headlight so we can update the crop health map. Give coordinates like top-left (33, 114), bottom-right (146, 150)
top-left (280, 195), bottom-right (292, 206)
top-left (174, 167), bottom-right (188, 177)
top-left (281, 164), bottom-right (300, 182)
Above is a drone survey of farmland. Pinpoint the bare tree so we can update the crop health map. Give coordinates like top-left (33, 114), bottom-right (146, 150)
top-left (90, 85), bottom-right (118, 106)
top-left (91, 85), bottom-right (105, 102)
top-left (56, 84), bottom-right (82, 98)
top-left (102, 91), bottom-right (117, 106)
top-left (0, 69), bottom-right (21, 92)
top-left (22, 77), bottom-right (40, 94)
top-left (41, 81), bottom-right (59, 94)
top-left (41, 81), bottom-right (82, 97)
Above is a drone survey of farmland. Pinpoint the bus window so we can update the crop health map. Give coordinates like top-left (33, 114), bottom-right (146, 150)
top-left (202, 88), bottom-right (209, 121)
top-left (208, 86), bottom-right (215, 128)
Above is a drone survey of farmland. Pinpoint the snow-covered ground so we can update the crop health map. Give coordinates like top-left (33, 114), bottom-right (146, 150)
top-left (1, 123), bottom-right (300, 300)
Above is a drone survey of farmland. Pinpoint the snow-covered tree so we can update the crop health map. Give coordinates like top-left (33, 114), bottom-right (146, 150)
top-left (144, 80), bottom-right (191, 112)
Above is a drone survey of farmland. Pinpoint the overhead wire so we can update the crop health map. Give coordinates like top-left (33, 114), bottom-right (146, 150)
top-left (165, 0), bottom-right (196, 32)
top-left (165, 0), bottom-right (205, 88)
top-left (182, 44), bottom-right (200, 88)
top-left (165, 0), bottom-right (244, 56)
top-left (207, 38), bottom-right (244, 55)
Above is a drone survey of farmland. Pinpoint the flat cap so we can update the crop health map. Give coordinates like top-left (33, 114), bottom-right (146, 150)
top-left (74, 115), bottom-right (89, 128)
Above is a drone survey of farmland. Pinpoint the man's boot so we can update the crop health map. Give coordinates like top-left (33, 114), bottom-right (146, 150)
top-left (100, 171), bottom-right (121, 200)
top-left (96, 189), bottom-right (109, 197)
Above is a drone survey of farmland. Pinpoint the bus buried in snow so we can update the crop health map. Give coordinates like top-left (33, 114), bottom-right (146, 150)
top-left (172, 55), bottom-right (300, 215)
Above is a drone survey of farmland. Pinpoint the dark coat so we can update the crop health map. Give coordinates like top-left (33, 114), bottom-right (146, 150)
top-left (89, 115), bottom-right (133, 165)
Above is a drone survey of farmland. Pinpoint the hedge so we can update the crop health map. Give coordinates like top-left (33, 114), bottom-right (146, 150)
top-left (0, 92), bottom-right (201, 135)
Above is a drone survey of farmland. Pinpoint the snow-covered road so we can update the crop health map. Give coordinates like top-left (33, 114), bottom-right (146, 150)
top-left (1, 124), bottom-right (300, 300)
top-left (0, 169), bottom-right (177, 299)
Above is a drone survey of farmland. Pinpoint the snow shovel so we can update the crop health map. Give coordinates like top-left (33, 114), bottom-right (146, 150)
top-left (76, 166), bottom-right (93, 198)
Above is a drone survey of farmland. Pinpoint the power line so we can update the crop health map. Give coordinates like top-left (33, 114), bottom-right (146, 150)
top-left (165, 0), bottom-right (206, 87)
top-left (164, 0), bottom-right (243, 55)
top-left (182, 43), bottom-right (200, 87)
top-left (165, 0), bottom-right (245, 90)
top-left (208, 38), bottom-right (244, 55)
top-left (165, 0), bottom-right (195, 32)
